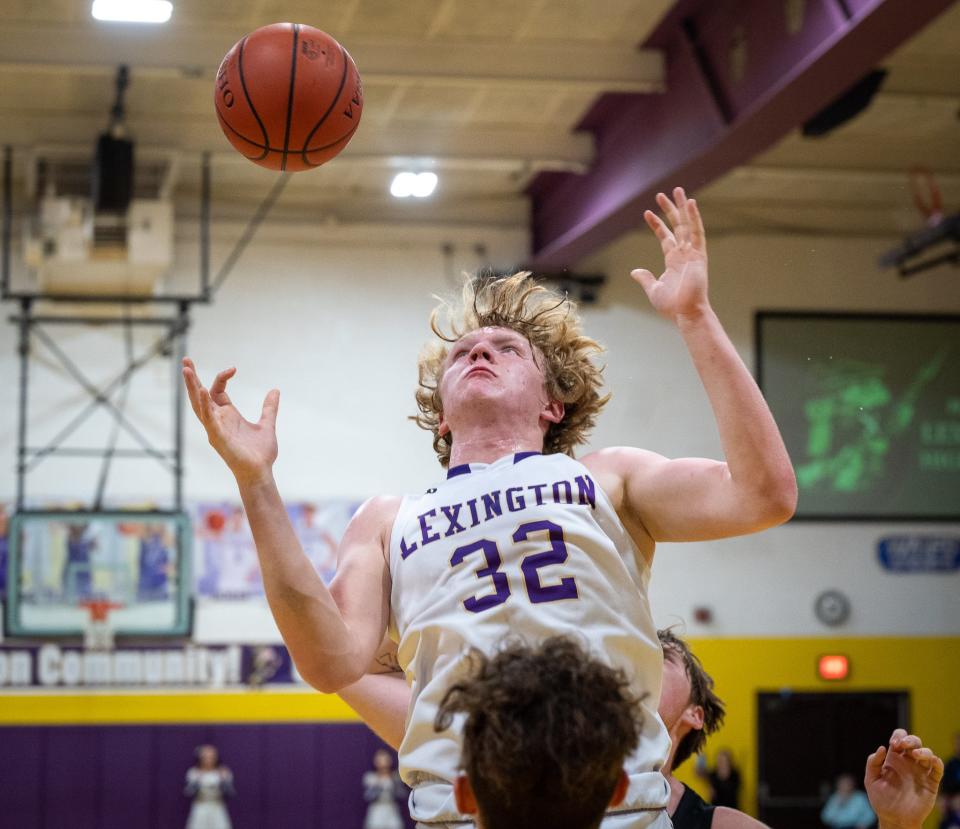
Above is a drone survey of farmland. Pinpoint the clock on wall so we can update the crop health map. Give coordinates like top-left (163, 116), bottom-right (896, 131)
top-left (814, 590), bottom-right (851, 627)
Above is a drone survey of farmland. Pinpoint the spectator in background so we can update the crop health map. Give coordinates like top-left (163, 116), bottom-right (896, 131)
top-left (696, 748), bottom-right (742, 810)
top-left (362, 748), bottom-right (406, 829)
top-left (942, 733), bottom-right (960, 797)
top-left (940, 735), bottom-right (960, 829)
top-left (941, 794), bottom-right (960, 829)
top-left (184, 744), bottom-right (234, 829)
top-left (822, 773), bottom-right (876, 829)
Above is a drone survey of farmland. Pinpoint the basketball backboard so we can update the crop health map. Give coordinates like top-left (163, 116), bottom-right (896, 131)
top-left (5, 510), bottom-right (191, 638)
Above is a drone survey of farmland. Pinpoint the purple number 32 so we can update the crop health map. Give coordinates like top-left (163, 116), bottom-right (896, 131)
top-left (449, 519), bottom-right (579, 614)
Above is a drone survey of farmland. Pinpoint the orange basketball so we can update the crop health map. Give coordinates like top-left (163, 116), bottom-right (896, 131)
top-left (214, 23), bottom-right (363, 172)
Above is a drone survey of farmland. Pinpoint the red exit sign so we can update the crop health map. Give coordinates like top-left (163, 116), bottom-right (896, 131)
top-left (818, 654), bottom-right (850, 681)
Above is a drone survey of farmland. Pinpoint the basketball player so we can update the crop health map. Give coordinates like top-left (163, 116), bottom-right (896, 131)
top-left (182, 188), bottom-right (798, 827)
top-left (435, 636), bottom-right (645, 829)
top-left (656, 629), bottom-right (765, 828)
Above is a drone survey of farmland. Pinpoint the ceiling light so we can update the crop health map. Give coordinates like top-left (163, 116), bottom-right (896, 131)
top-left (390, 172), bottom-right (415, 198)
top-left (92, 0), bottom-right (173, 23)
top-left (390, 171), bottom-right (438, 199)
top-left (410, 172), bottom-right (438, 198)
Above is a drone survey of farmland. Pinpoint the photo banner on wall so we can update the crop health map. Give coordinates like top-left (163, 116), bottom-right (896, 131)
top-left (192, 500), bottom-right (359, 598)
top-left (0, 499), bottom-right (361, 602)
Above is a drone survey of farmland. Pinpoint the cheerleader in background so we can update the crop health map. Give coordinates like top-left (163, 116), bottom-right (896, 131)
top-left (184, 744), bottom-right (234, 829)
top-left (363, 748), bottom-right (406, 829)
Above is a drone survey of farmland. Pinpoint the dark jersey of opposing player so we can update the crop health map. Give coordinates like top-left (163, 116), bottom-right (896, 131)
top-left (672, 784), bottom-right (715, 829)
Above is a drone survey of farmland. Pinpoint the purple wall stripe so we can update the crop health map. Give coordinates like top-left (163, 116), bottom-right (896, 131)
top-left (0, 723), bottom-right (414, 829)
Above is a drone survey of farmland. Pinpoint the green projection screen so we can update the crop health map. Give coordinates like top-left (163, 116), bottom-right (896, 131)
top-left (756, 313), bottom-right (960, 520)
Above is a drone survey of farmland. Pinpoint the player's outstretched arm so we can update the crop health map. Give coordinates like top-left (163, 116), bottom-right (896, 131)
top-left (182, 358), bottom-right (392, 692)
top-left (590, 189), bottom-right (796, 543)
top-left (865, 729), bottom-right (943, 829)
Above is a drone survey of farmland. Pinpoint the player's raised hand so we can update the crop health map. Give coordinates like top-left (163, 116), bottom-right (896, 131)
top-left (182, 357), bottom-right (280, 486)
top-left (631, 187), bottom-right (709, 323)
top-left (865, 728), bottom-right (943, 829)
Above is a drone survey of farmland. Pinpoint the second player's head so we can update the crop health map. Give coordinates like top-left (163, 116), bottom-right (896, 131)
top-left (415, 273), bottom-right (609, 466)
top-left (657, 628), bottom-right (725, 770)
top-left (435, 636), bottom-right (642, 829)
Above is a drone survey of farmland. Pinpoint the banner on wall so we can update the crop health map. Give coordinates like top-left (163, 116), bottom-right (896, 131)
top-left (0, 642), bottom-right (306, 690)
top-left (0, 499), bottom-right (360, 601)
top-left (877, 535), bottom-right (960, 572)
top-left (192, 500), bottom-right (359, 598)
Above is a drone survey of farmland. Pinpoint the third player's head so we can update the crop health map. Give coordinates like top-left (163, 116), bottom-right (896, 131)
top-left (657, 628), bottom-right (725, 772)
top-left (415, 273), bottom-right (609, 466)
top-left (434, 636), bottom-right (642, 829)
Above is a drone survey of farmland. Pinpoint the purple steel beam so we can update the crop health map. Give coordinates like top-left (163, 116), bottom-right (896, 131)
top-left (529, 0), bottom-right (956, 267)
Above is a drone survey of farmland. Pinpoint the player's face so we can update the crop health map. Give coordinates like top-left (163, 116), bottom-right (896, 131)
top-left (438, 326), bottom-right (558, 435)
top-left (658, 651), bottom-right (692, 729)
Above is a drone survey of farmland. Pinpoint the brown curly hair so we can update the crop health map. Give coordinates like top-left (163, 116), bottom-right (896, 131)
top-left (414, 273), bottom-right (609, 467)
top-left (434, 636), bottom-right (643, 829)
top-left (658, 628), bottom-right (726, 769)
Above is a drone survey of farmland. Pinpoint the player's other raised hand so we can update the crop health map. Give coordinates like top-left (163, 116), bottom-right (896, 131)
top-left (865, 728), bottom-right (943, 829)
top-left (182, 357), bottom-right (279, 486)
top-left (631, 186), bottom-right (709, 323)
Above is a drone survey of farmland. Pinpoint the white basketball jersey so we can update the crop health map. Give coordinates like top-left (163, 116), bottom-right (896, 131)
top-left (388, 451), bottom-right (671, 824)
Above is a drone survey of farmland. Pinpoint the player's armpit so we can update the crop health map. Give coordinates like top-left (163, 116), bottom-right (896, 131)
top-left (366, 632), bottom-right (402, 675)
top-left (583, 447), bottom-right (793, 543)
top-left (712, 807), bottom-right (771, 829)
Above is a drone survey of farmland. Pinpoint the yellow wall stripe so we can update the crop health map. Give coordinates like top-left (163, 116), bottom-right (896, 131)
top-left (0, 688), bottom-right (362, 724)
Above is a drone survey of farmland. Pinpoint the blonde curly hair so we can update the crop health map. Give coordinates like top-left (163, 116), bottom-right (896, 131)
top-left (414, 272), bottom-right (610, 467)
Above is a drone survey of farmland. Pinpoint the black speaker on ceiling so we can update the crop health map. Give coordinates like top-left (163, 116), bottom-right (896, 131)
top-left (92, 132), bottom-right (134, 213)
top-left (802, 69), bottom-right (888, 137)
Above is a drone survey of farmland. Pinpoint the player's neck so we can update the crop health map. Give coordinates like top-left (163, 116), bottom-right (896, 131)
top-left (447, 425), bottom-right (544, 467)
top-left (665, 773), bottom-right (684, 815)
